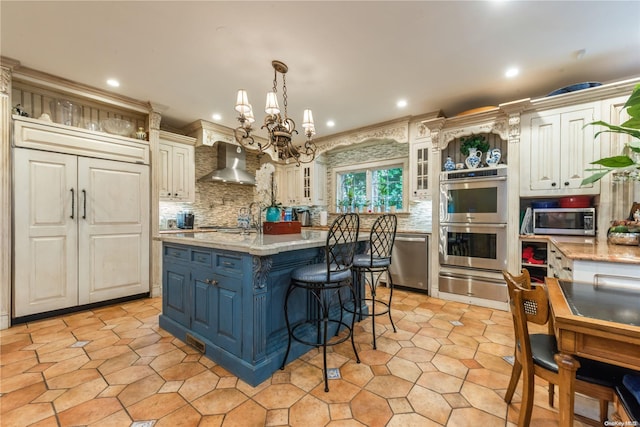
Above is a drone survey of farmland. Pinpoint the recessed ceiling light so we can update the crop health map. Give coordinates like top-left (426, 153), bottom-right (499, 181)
top-left (397, 99), bottom-right (408, 108)
top-left (326, 120), bottom-right (335, 127)
top-left (106, 79), bottom-right (120, 87)
top-left (212, 113), bottom-right (222, 121)
top-left (505, 67), bottom-right (519, 78)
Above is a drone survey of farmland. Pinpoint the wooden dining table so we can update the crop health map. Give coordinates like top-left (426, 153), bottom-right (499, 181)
top-left (545, 277), bottom-right (640, 427)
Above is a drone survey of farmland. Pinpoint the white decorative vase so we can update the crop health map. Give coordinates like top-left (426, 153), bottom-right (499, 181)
top-left (486, 148), bottom-right (501, 167)
top-left (464, 147), bottom-right (483, 169)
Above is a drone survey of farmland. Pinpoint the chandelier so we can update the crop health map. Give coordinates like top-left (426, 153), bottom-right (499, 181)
top-left (234, 60), bottom-right (317, 165)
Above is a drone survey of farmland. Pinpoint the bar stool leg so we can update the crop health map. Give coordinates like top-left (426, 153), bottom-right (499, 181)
top-left (386, 270), bottom-right (397, 333)
top-left (281, 283), bottom-right (295, 370)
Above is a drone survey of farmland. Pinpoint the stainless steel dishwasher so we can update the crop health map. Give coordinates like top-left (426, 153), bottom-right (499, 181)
top-left (388, 233), bottom-right (429, 293)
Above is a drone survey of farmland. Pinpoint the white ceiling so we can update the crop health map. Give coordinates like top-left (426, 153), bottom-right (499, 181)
top-left (2, 1), bottom-right (640, 138)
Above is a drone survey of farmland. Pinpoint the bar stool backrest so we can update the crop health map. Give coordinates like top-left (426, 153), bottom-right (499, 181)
top-left (368, 214), bottom-right (397, 263)
top-left (325, 213), bottom-right (360, 281)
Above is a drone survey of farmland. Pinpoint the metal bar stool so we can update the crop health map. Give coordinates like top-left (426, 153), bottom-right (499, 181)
top-left (281, 213), bottom-right (361, 392)
top-left (351, 214), bottom-right (397, 349)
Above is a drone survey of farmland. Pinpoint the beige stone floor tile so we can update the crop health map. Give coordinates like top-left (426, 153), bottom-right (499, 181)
top-left (460, 380), bottom-right (509, 419)
top-left (154, 402), bottom-right (203, 427)
top-left (350, 389), bottom-right (392, 427)
top-left (406, 384), bottom-right (452, 424)
top-left (219, 398), bottom-right (267, 427)
top-left (253, 383), bottom-right (305, 409)
top-left (87, 409), bottom-right (132, 426)
top-left (103, 364), bottom-right (155, 385)
top-left (1, 402), bottom-right (55, 426)
top-left (0, 348), bottom-right (37, 367)
top-left (29, 415), bottom-right (60, 427)
top-left (216, 375), bottom-right (238, 388)
top-left (56, 397), bottom-right (123, 426)
top-left (116, 372), bottom-right (166, 407)
top-left (330, 402), bottom-right (352, 419)
top-left (289, 393), bottom-right (330, 427)
top-left (86, 344), bottom-right (134, 361)
top-left (148, 348), bottom-right (187, 371)
top-left (158, 361), bottom-right (206, 381)
top-left (158, 380), bottom-right (183, 393)
top-left (265, 408), bottom-right (289, 426)
top-left (386, 412), bottom-right (442, 427)
top-left (364, 375), bottom-right (413, 399)
top-left (0, 372), bottom-right (43, 394)
top-left (386, 356), bottom-right (422, 382)
top-left (311, 379), bottom-right (361, 404)
top-left (52, 377), bottom-right (108, 412)
top-left (443, 392), bottom-right (471, 408)
top-left (416, 371), bottom-right (463, 394)
top-left (178, 369), bottom-right (220, 401)
top-left (448, 406), bottom-right (506, 427)
top-left (192, 388), bottom-right (249, 415)
top-left (338, 361), bottom-right (373, 388)
top-left (96, 350), bottom-right (140, 376)
top-left (42, 354), bottom-right (91, 381)
top-left (0, 381), bottom-right (47, 413)
top-left (431, 353), bottom-right (469, 379)
top-left (126, 392), bottom-right (188, 421)
top-left (0, 355), bottom-right (39, 379)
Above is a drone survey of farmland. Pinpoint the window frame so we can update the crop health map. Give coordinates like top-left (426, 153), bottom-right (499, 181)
top-left (333, 157), bottom-right (409, 213)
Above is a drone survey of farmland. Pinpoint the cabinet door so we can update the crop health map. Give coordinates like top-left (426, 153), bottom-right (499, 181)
top-left (77, 157), bottom-right (150, 304)
top-left (311, 160), bottom-right (327, 206)
top-left (158, 142), bottom-right (172, 199)
top-left (525, 113), bottom-right (562, 192)
top-left (171, 144), bottom-right (193, 201)
top-left (559, 108), bottom-right (596, 191)
top-left (284, 165), bottom-right (301, 205)
top-left (410, 141), bottom-right (430, 200)
top-left (214, 275), bottom-right (242, 356)
top-left (163, 261), bottom-right (191, 328)
top-left (191, 268), bottom-right (216, 337)
top-left (13, 148), bottom-right (79, 316)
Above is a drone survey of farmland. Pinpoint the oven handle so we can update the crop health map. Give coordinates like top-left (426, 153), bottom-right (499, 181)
top-left (440, 223), bottom-right (506, 228)
top-left (441, 176), bottom-right (507, 185)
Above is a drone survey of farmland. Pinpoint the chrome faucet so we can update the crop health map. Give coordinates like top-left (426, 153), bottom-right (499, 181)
top-left (248, 202), bottom-right (263, 234)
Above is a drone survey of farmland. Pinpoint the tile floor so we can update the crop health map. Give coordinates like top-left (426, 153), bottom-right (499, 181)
top-left (1, 288), bottom-right (600, 426)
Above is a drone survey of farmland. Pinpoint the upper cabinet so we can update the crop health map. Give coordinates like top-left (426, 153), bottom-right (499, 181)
top-left (520, 102), bottom-right (599, 196)
top-left (409, 120), bottom-right (432, 200)
top-left (158, 131), bottom-right (196, 202)
top-left (276, 155), bottom-right (327, 206)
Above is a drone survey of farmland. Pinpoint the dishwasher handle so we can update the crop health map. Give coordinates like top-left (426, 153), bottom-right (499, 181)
top-left (395, 236), bottom-right (427, 243)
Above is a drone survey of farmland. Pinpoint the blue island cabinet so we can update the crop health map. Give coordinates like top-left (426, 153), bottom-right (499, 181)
top-left (159, 241), bottom-right (324, 386)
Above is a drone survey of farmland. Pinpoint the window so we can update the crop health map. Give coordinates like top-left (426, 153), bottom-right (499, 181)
top-left (335, 159), bottom-right (406, 212)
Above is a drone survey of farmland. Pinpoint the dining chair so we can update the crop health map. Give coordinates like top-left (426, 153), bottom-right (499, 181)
top-left (281, 213), bottom-right (361, 392)
top-left (350, 213), bottom-right (397, 349)
top-left (503, 270), bottom-right (628, 426)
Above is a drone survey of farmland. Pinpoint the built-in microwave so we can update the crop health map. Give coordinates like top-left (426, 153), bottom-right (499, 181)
top-left (440, 167), bottom-right (508, 224)
top-left (532, 208), bottom-right (596, 236)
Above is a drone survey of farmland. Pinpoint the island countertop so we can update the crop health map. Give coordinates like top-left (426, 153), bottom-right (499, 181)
top-left (157, 229), bottom-right (369, 256)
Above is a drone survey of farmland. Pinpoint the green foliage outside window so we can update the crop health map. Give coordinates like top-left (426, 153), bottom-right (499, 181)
top-left (337, 166), bottom-right (403, 211)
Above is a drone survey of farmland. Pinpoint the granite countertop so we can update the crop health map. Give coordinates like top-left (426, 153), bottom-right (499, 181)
top-left (157, 229), bottom-right (369, 256)
top-left (521, 234), bottom-right (640, 265)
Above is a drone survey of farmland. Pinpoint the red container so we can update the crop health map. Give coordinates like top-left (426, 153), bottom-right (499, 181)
top-left (263, 221), bottom-right (301, 235)
top-left (559, 196), bottom-right (591, 208)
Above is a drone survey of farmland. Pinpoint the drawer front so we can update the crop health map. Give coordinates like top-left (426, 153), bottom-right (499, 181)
top-left (164, 245), bottom-right (189, 262)
top-left (191, 249), bottom-right (213, 268)
top-left (215, 253), bottom-right (243, 276)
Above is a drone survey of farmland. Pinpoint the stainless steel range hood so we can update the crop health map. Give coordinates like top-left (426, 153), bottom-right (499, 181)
top-left (198, 142), bottom-right (256, 185)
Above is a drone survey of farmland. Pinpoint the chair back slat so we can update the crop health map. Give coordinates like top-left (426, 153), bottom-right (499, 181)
top-left (503, 270), bottom-right (550, 325)
top-left (326, 213), bottom-right (360, 278)
top-left (369, 214), bottom-right (397, 261)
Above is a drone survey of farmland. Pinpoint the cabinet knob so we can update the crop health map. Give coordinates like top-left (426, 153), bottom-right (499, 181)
top-left (551, 182), bottom-right (557, 187)
top-left (167, 192), bottom-right (171, 196)
top-left (205, 279), bottom-right (218, 286)
top-left (174, 193), bottom-right (178, 197)
top-left (564, 182), bottom-right (569, 186)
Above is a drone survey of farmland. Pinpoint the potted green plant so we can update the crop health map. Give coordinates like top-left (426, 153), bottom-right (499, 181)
top-left (582, 83), bottom-right (640, 185)
top-left (460, 134), bottom-right (490, 156)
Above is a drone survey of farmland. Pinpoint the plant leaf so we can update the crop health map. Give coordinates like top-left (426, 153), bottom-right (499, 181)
top-left (581, 170), bottom-right (611, 186)
top-left (590, 155), bottom-right (635, 168)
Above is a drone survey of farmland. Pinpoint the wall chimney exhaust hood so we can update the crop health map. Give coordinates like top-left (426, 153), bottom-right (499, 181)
top-left (198, 142), bottom-right (256, 185)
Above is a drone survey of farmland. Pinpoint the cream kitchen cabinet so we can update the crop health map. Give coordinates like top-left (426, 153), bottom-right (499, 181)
top-left (277, 163), bottom-right (301, 205)
top-left (13, 118), bottom-right (150, 318)
top-left (300, 157), bottom-right (327, 206)
top-left (159, 131), bottom-right (195, 202)
top-left (520, 103), bottom-right (599, 196)
top-left (409, 140), bottom-right (430, 200)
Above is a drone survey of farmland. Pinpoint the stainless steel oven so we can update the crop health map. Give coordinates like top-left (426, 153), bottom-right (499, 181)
top-left (438, 222), bottom-right (508, 271)
top-left (440, 167), bottom-right (508, 224)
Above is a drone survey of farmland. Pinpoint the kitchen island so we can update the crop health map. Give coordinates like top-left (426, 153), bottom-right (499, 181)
top-left (157, 230), bottom-right (367, 386)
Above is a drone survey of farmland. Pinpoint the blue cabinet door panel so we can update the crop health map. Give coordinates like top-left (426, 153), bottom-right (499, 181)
top-left (215, 278), bottom-right (242, 356)
top-left (192, 270), bottom-right (214, 336)
top-left (163, 263), bottom-right (190, 328)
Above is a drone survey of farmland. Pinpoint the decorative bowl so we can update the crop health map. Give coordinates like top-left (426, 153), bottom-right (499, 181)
top-left (607, 232), bottom-right (640, 246)
top-left (101, 118), bottom-right (133, 136)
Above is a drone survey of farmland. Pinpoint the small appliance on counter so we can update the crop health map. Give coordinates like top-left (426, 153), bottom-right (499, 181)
top-left (177, 211), bottom-right (194, 229)
top-left (296, 208), bottom-right (311, 226)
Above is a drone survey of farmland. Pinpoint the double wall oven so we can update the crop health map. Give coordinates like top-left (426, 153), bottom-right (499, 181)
top-left (438, 167), bottom-right (509, 303)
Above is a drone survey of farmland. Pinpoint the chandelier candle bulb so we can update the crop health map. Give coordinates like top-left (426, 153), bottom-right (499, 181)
top-left (265, 92), bottom-right (280, 115)
top-left (235, 90), bottom-right (251, 114)
top-left (303, 109), bottom-right (314, 128)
